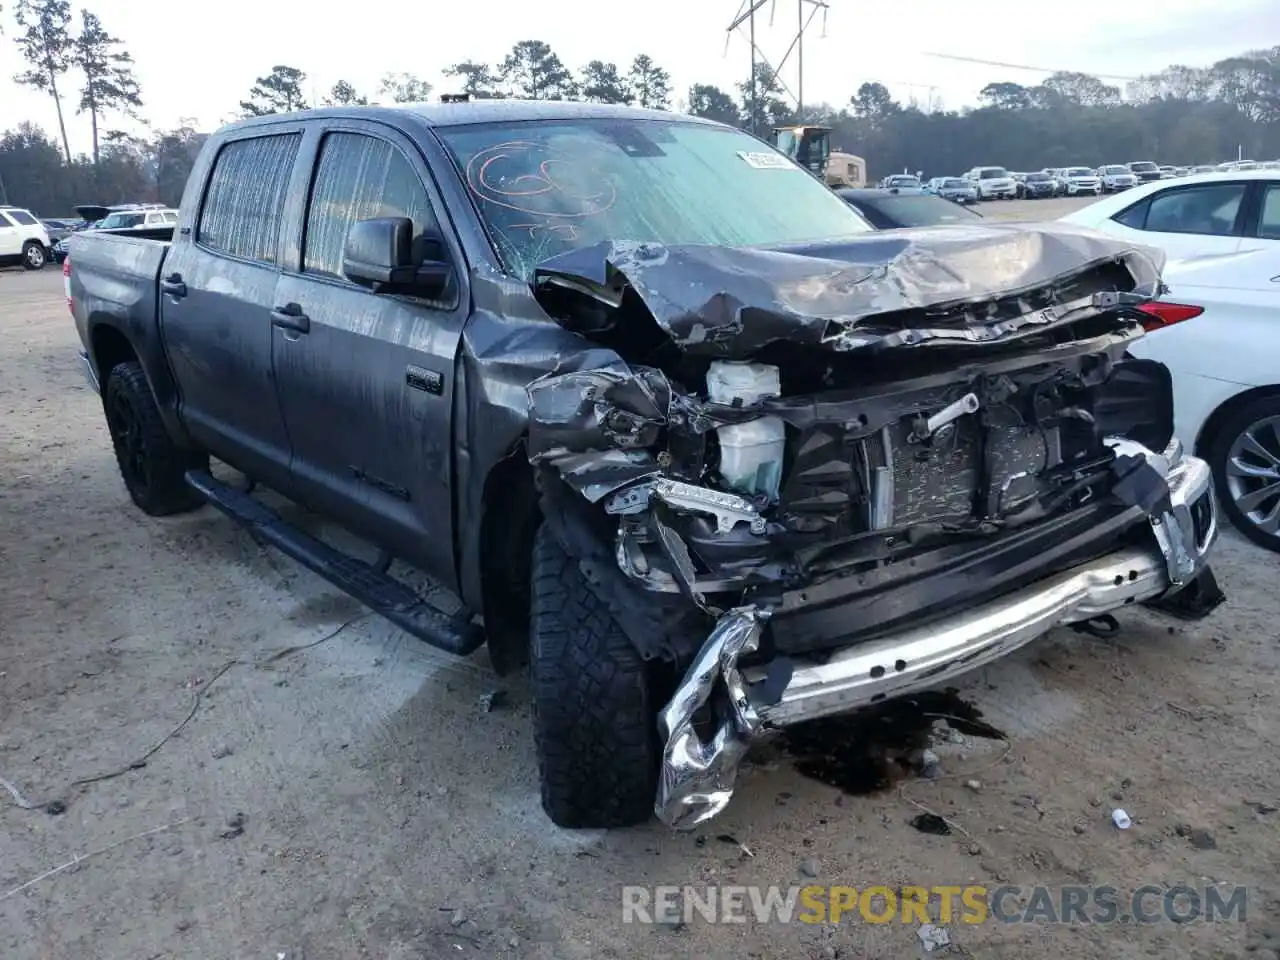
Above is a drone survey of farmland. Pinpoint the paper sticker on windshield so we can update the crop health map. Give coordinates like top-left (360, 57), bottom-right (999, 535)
top-left (737, 151), bottom-right (796, 170)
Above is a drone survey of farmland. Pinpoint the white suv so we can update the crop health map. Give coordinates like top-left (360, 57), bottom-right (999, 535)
top-left (0, 206), bottom-right (52, 270)
top-left (1097, 165), bottom-right (1138, 192)
top-left (1060, 167), bottom-right (1102, 197)
top-left (966, 166), bottom-right (1017, 200)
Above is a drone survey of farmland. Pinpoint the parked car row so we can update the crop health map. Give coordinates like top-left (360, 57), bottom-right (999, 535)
top-left (50, 204), bottom-right (178, 262)
top-left (0, 202), bottom-right (179, 269)
top-left (918, 168), bottom-right (1015, 203)
top-left (894, 159), bottom-right (1280, 203)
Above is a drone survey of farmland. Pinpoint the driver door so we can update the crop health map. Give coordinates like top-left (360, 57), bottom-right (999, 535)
top-left (271, 122), bottom-right (469, 586)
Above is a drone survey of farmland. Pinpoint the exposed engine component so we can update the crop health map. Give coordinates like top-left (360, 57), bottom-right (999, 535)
top-left (910, 392), bottom-right (980, 442)
top-left (606, 477), bottom-right (767, 536)
top-left (705, 361), bottom-right (785, 502)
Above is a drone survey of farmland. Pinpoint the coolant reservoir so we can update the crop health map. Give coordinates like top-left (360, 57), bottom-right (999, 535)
top-left (706, 361), bottom-right (786, 502)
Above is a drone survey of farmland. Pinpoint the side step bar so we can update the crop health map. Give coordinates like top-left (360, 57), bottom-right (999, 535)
top-left (185, 470), bottom-right (485, 656)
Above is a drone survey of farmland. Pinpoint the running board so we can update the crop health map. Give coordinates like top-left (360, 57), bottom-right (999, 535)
top-left (184, 470), bottom-right (485, 655)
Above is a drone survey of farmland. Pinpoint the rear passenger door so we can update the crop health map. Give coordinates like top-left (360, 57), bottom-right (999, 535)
top-left (1108, 181), bottom-right (1249, 260)
top-left (160, 129), bottom-right (304, 491)
top-left (271, 122), bottom-right (467, 586)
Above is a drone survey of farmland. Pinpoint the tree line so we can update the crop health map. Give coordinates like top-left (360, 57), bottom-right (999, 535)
top-left (1, 0), bottom-right (1277, 216)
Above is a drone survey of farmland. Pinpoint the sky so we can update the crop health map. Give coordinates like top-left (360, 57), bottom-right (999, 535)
top-left (0, 0), bottom-right (1275, 158)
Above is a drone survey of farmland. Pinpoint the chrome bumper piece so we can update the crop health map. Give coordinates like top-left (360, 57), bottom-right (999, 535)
top-left (654, 446), bottom-right (1218, 829)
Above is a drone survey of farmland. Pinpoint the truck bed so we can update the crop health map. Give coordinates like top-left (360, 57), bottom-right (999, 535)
top-left (68, 229), bottom-right (173, 381)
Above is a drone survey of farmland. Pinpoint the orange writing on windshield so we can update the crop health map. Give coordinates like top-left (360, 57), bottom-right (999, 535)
top-left (465, 140), bottom-right (617, 224)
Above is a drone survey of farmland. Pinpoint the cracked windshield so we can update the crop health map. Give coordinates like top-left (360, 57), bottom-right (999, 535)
top-left (1, 0), bottom-right (1276, 958)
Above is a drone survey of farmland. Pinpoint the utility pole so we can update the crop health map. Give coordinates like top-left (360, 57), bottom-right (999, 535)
top-left (748, 2), bottom-right (757, 134)
top-left (798, 0), bottom-right (804, 119)
top-left (727, 0), bottom-right (828, 132)
top-left (727, 0), bottom-right (768, 133)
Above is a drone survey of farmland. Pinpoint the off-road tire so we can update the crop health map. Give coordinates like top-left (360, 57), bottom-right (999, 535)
top-left (1206, 395), bottom-right (1280, 553)
top-left (104, 361), bottom-right (206, 516)
top-left (529, 522), bottom-right (659, 828)
top-left (22, 241), bottom-right (46, 270)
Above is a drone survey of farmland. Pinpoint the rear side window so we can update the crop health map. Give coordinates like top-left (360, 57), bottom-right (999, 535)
top-left (198, 133), bottom-right (301, 264)
top-left (0, 211), bottom-right (15, 227)
top-left (303, 132), bottom-right (437, 279)
top-left (1112, 199), bottom-right (1149, 230)
top-left (1143, 183), bottom-right (1245, 236)
top-left (7, 209), bottom-right (39, 226)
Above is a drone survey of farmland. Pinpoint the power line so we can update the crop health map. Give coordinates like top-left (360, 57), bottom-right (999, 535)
top-left (923, 51), bottom-right (1145, 83)
top-left (726, 0), bottom-right (829, 130)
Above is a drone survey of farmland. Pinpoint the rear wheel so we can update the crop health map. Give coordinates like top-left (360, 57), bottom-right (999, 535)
top-left (529, 523), bottom-right (660, 828)
top-left (1206, 396), bottom-right (1280, 553)
top-left (22, 241), bottom-right (46, 270)
top-left (104, 361), bottom-right (206, 516)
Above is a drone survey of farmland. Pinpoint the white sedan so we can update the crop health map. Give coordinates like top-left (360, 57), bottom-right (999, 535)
top-left (1058, 170), bottom-right (1280, 261)
top-left (1128, 248), bottom-right (1280, 552)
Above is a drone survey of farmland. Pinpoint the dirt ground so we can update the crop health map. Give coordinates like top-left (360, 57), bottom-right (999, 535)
top-left (2, 199), bottom-right (1278, 960)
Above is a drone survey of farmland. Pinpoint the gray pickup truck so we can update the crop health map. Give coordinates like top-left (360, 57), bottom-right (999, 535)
top-left (67, 100), bottom-right (1224, 831)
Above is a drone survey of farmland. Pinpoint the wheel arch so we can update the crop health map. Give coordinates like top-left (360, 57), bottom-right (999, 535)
top-left (86, 316), bottom-right (196, 451)
top-left (90, 323), bottom-right (140, 388)
top-left (1194, 384), bottom-right (1280, 458)
top-left (477, 438), bottom-right (541, 675)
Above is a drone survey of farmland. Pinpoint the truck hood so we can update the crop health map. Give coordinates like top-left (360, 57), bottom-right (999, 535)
top-left (532, 223), bottom-right (1164, 358)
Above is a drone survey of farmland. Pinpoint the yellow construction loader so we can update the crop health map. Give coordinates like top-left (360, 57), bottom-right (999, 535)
top-left (771, 124), bottom-right (866, 188)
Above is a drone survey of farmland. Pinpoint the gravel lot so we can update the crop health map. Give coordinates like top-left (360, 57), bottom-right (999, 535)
top-left (2, 198), bottom-right (1278, 960)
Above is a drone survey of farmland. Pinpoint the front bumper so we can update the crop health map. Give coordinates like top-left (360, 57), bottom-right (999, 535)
top-left (655, 444), bottom-right (1219, 829)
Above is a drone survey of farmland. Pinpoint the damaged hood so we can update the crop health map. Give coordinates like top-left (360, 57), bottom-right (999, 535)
top-left (533, 223), bottom-right (1165, 357)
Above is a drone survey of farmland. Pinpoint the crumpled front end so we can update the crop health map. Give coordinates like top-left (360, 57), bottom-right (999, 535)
top-left (649, 441), bottom-right (1220, 827)
top-left (523, 225), bottom-right (1224, 829)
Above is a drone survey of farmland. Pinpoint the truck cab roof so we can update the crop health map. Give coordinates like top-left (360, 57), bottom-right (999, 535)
top-left (221, 99), bottom-right (719, 135)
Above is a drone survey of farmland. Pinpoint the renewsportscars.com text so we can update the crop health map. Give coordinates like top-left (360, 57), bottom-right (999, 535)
top-left (622, 884), bottom-right (1247, 926)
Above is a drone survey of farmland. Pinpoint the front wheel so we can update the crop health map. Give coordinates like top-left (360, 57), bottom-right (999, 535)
top-left (529, 523), bottom-right (660, 828)
top-left (22, 241), bottom-right (46, 270)
top-left (1207, 396), bottom-right (1280, 553)
top-left (103, 361), bottom-right (206, 516)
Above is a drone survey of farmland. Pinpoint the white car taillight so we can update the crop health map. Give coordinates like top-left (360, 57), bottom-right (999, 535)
top-left (63, 256), bottom-right (72, 312)
top-left (1136, 301), bottom-right (1203, 331)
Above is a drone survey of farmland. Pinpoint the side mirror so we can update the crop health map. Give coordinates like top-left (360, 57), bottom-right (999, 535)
top-left (342, 216), bottom-right (453, 300)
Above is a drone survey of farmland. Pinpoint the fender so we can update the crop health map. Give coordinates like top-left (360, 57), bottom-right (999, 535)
top-left (84, 312), bottom-right (197, 452)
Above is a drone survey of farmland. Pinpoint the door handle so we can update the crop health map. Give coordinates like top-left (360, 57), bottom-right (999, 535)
top-left (271, 303), bottom-right (310, 334)
top-left (160, 272), bottom-right (186, 298)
